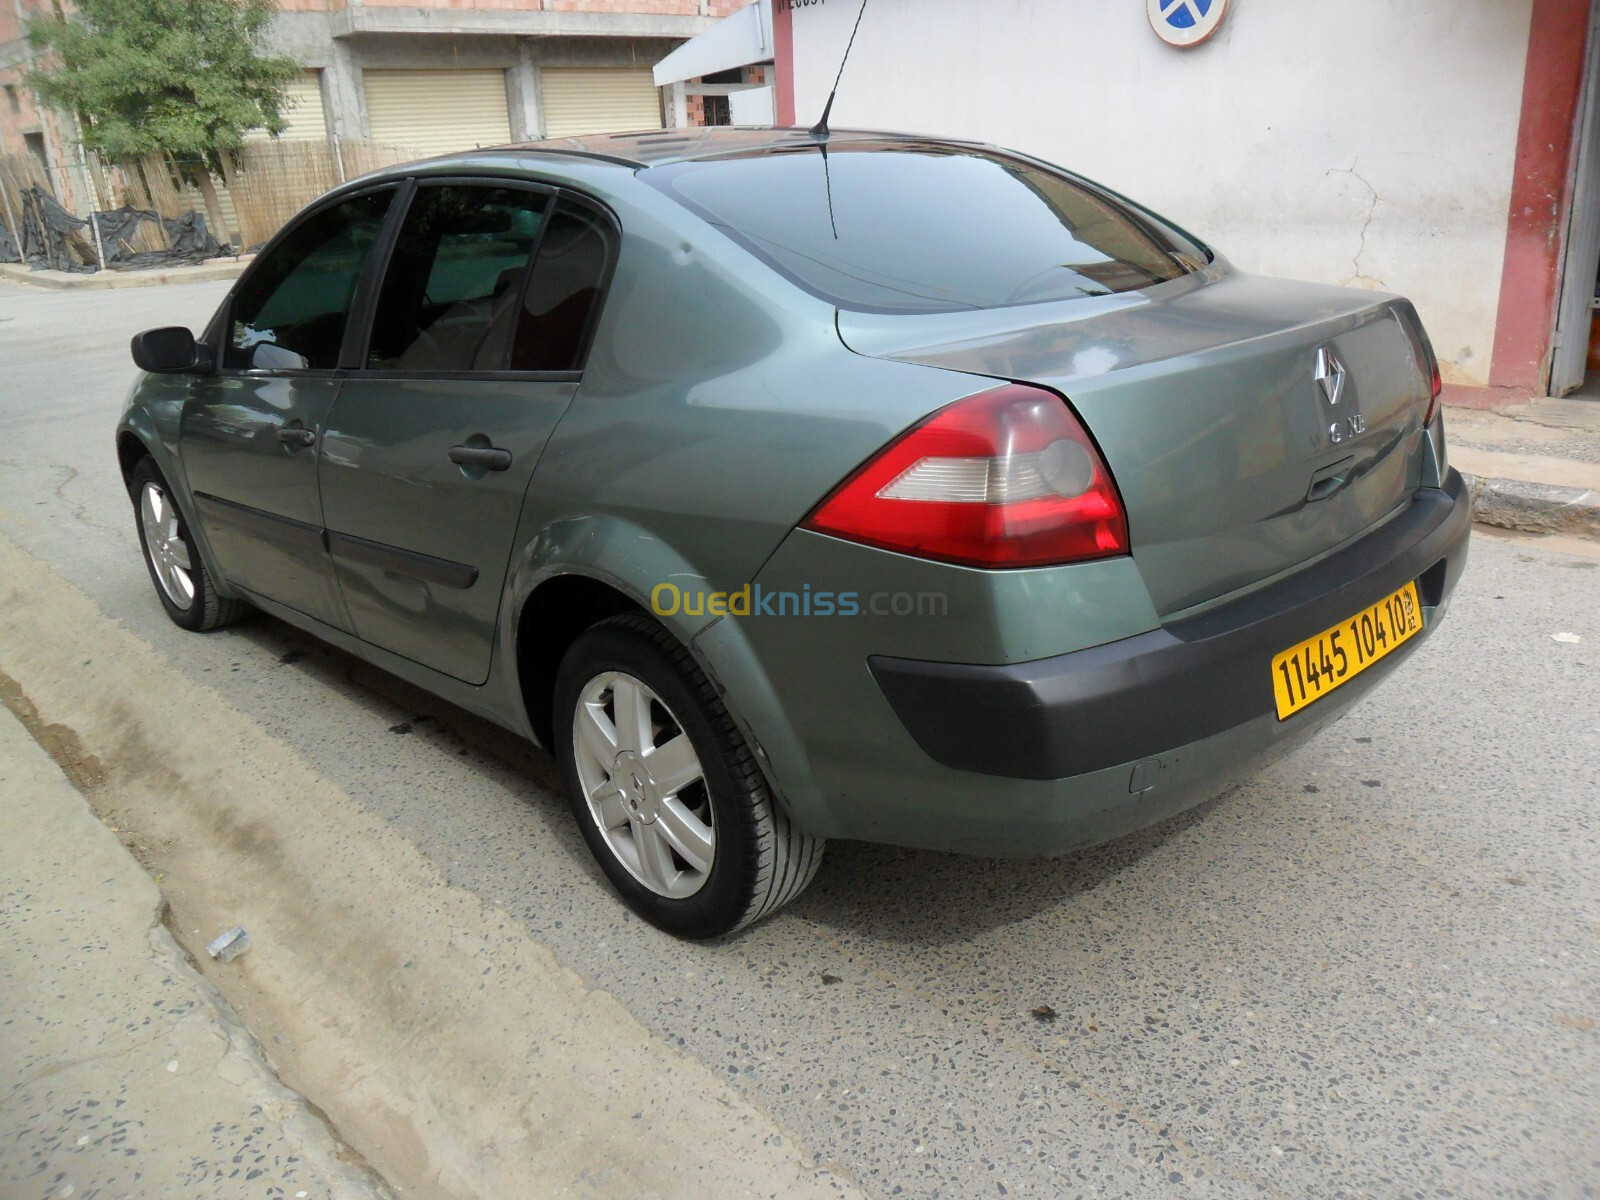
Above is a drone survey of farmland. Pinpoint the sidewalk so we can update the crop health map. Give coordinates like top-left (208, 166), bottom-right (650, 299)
top-left (1444, 396), bottom-right (1600, 539)
top-left (0, 706), bottom-right (389, 1200)
top-left (0, 257), bottom-right (251, 290)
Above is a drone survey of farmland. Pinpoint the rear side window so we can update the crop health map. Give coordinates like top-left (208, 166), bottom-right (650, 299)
top-left (644, 142), bottom-right (1209, 314)
top-left (226, 189), bottom-right (393, 370)
top-left (511, 204), bottom-right (613, 371)
top-left (366, 185), bottom-right (548, 372)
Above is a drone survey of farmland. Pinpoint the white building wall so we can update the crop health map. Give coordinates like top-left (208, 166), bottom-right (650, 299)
top-left (789, 0), bottom-right (1534, 386)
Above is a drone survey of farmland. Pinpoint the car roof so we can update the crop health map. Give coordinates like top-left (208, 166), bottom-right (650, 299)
top-left (363, 127), bottom-right (978, 176)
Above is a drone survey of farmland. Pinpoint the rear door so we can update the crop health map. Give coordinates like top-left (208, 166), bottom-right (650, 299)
top-left (318, 183), bottom-right (616, 684)
top-left (181, 186), bottom-right (396, 628)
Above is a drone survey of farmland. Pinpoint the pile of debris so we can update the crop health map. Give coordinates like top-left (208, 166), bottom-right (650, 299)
top-left (0, 184), bottom-right (223, 273)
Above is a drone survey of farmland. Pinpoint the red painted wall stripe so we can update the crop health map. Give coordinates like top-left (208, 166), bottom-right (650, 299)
top-left (1489, 0), bottom-right (1590, 390)
top-left (773, 0), bottom-right (796, 126)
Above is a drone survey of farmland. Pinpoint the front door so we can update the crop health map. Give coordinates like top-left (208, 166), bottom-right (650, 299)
top-left (181, 188), bottom-right (396, 628)
top-left (319, 185), bottom-right (615, 684)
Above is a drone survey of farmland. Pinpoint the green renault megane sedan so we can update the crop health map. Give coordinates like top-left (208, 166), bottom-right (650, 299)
top-left (118, 127), bottom-right (1469, 938)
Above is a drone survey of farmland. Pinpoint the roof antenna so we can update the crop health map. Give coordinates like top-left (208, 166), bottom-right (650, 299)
top-left (810, 0), bottom-right (870, 139)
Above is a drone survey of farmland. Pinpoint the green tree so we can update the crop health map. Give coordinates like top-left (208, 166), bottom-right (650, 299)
top-left (25, 0), bottom-right (300, 247)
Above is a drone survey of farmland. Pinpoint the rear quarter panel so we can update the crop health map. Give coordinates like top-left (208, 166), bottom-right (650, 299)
top-left (508, 173), bottom-right (992, 641)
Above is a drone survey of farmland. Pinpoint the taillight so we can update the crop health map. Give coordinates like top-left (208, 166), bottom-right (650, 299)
top-left (802, 384), bottom-right (1129, 568)
top-left (1407, 310), bottom-right (1443, 427)
top-left (1424, 352), bottom-right (1442, 427)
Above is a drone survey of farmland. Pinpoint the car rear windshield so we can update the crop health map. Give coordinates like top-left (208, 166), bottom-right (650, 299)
top-left (642, 141), bottom-right (1210, 314)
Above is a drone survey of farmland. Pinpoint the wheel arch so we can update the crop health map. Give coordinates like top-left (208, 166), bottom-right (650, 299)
top-left (116, 410), bottom-right (241, 604)
top-left (504, 518), bottom-right (826, 834)
top-left (117, 429), bottom-right (153, 489)
top-left (515, 573), bottom-right (646, 749)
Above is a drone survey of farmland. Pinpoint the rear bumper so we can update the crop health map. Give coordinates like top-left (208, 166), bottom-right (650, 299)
top-left (870, 471), bottom-right (1471, 782)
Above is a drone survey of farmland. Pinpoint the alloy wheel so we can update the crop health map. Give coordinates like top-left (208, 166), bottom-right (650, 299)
top-left (572, 671), bottom-right (715, 899)
top-left (139, 481), bottom-right (195, 609)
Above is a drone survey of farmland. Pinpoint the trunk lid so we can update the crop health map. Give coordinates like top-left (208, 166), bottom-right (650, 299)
top-left (836, 269), bottom-right (1434, 616)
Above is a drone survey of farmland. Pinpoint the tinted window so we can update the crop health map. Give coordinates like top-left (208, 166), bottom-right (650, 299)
top-left (644, 142), bottom-right (1209, 314)
top-left (366, 186), bottom-right (549, 372)
top-left (511, 203), bottom-right (612, 371)
top-left (226, 190), bottom-right (392, 370)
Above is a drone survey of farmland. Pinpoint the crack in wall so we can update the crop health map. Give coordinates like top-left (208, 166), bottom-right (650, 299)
top-left (1326, 160), bottom-right (1383, 288)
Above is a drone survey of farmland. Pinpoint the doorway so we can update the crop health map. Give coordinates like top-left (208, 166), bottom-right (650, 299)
top-left (1551, 0), bottom-right (1600, 397)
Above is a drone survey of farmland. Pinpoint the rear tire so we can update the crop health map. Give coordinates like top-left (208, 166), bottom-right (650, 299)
top-left (553, 613), bottom-right (823, 938)
top-left (129, 457), bottom-right (248, 632)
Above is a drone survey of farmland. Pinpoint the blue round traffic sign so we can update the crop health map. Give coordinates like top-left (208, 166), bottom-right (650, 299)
top-left (1148, 0), bottom-right (1229, 47)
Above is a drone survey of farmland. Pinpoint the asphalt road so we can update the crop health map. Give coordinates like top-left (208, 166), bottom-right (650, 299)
top-left (2, 277), bottom-right (1598, 1199)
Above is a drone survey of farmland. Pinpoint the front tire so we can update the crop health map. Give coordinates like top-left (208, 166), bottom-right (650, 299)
top-left (553, 614), bottom-right (823, 938)
top-left (129, 457), bottom-right (248, 632)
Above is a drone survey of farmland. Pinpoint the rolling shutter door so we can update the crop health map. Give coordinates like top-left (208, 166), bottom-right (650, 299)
top-left (541, 68), bottom-right (663, 139)
top-left (363, 70), bottom-right (512, 156)
top-left (246, 71), bottom-right (326, 142)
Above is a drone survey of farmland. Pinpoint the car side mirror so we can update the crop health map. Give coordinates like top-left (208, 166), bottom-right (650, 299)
top-left (131, 327), bottom-right (207, 374)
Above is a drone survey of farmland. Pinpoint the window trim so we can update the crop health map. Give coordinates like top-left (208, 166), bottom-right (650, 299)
top-left (209, 180), bottom-right (411, 378)
top-left (339, 174), bottom-right (622, 382)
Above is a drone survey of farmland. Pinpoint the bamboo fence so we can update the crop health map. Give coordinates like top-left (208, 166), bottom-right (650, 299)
top-left (2, 137), bottom-right (432, 262)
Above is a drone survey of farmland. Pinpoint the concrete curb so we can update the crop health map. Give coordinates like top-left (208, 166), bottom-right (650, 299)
top-left (1462, 472), bottom-right (1600, 539)
top-left (0, 258), bottom-right (250, 290)
top-left (0, 531), bottom-right (867, 1200)
top-left (0, 702), bottom-right (392, 1200)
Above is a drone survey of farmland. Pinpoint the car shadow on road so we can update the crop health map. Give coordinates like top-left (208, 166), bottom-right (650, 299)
top-left (224, 612), bottom-right (1247, 945)
top-left (787, 789), bottom-right (1239, 947)
top-left (221, 614), bottom-right (607, 864)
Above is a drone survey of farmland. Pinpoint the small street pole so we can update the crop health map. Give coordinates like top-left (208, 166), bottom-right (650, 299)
top-left (0, 169), bottom-right (22, 253)
top-left (76, 141), bottom-right (107, 271)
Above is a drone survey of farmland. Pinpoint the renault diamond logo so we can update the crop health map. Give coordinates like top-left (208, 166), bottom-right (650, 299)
top-left (1314, 345), bottom-right (1347, 407)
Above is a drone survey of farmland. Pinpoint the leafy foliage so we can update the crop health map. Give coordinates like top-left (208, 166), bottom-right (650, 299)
top-left (25, 0), bottom-right (300, 168)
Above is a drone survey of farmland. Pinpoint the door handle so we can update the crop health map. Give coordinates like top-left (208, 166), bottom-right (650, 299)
top-left (448, 444), bottom-right (512, 472)
top-left (277, 427), bottom-right (316, 448)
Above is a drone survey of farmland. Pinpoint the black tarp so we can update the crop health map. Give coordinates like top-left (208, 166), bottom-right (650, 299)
top-left (90, 205), bottom-right (223, 267)
top-left (0, 187), bottom-right (224, 272)
top-left (10, 184), bottom-right (97, 272)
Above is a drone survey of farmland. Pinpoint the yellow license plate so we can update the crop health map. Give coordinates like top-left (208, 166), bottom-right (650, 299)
top-left (1272, 582), bottom-right (1423, 720)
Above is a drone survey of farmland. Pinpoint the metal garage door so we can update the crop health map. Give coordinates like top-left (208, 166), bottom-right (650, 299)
top-left (363, 69), bottom-right (512, 156)
top-left (541, 68), bottom-right (663, 139)
top-left (246, 70), bottom-right (326, 142)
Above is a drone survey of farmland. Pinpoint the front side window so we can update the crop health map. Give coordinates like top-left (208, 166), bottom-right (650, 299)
top-left (365, 186), bottom-right (548, 372)
top-left (226, 189), bottom-right (393, 371)
top-left (644, 141), bottom-right (1210, 314)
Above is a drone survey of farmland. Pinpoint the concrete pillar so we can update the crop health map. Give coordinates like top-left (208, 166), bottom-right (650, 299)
top-left (668, 81), bottom-right (688, 129)
top-left (322, 40), bottom-right (367, 144)
top-left (509, 41), bottom-right (544, 140)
